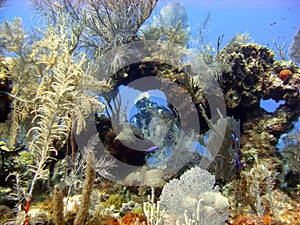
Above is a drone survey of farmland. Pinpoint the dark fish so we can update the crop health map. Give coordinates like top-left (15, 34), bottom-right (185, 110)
top-left (146, 146), bottom-right (159, 152)
top-left (233, 133), bottom-right (243, 169)
top-left (234, 152), bottom-right (243, 169)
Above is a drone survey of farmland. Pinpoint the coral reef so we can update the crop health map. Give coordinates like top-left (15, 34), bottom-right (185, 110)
top-left (95, 38), bottom-right (300, 224)
top-left (102, 194), bottom-right (127, 210)
top-left (216, 39), bottom-right (300, 171)
top-left (95, 113), bottom-right (155, 167)
top-left (1, 1), bottom-right (300, 225)
top-left (99, 38), bottom-right (300, 178)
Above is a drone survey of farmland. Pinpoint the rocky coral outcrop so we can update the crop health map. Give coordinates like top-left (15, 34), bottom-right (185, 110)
top-left (97, 41), bottom-right (300, 184)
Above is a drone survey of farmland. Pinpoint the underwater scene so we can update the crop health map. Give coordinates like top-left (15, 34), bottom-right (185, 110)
top-left (0, 0), bottom-right (300, 224)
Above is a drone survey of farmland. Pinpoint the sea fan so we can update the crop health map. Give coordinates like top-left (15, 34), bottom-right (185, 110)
top-left (158, 2), bottom-right (189, 29)
top-left (289, 26), bottom-right (300, 65)
top-left (31, 0), bottom-right (158, 53)
top-left (141, 1), bottom-right (190, 45)
top-left (159, 166), bottom-right (229, 224)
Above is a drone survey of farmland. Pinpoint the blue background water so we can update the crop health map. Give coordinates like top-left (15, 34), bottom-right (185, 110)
top-left (1, 0), bottom-right (299, 50)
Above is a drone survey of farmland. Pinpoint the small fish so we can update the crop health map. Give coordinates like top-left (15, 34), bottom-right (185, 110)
top-left (234, 153), bottom-right (243, 169)
top-left (280, 182), bottom-right (288, 188)
top-left (234, 145), bottom-right (243, 169)
top-left (146, 146), bottom-right (159, 152)
top-left (270, 22), bottom-right (277, 26)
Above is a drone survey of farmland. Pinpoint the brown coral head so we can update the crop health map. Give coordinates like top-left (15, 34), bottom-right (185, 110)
top-left (0, 73), bottom-right (9, 88)
top-left (278, 69), bottom-right (292, 82)
top-left (225, 89), bottom-right (241, 108)
top-left (77, 40), bottom-right (228, 186)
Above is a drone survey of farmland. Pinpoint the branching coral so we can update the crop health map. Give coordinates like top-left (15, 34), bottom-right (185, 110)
top-left (31, 0), bottom-right (158, 54)
top-left (0, 12), bottom-right (112, 224)
top-left (0, 16), bottom-right (109, 147)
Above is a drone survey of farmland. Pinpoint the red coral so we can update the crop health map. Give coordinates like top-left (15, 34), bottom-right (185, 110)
top-left (105, 217), bottom-right (120, 225)
top-left (229, 214), bottom-right (274, 225)
top-left (121, 213), bottom-right (147, 225)
top-left (278, 69), bottom-right (292, 82)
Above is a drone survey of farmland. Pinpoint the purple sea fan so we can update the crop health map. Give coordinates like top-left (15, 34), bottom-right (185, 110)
top-left (146, 146), bottom-right (159, 152)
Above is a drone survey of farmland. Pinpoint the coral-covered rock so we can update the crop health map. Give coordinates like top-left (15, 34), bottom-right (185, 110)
top-left (0, 205), bottom-right (15, 224)
top-left (95, 113), bottom-right (154, 167)
top-left (123, 167), bottom-right (167, 186)
top-left (0, 59), bottom-right (12, 123)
